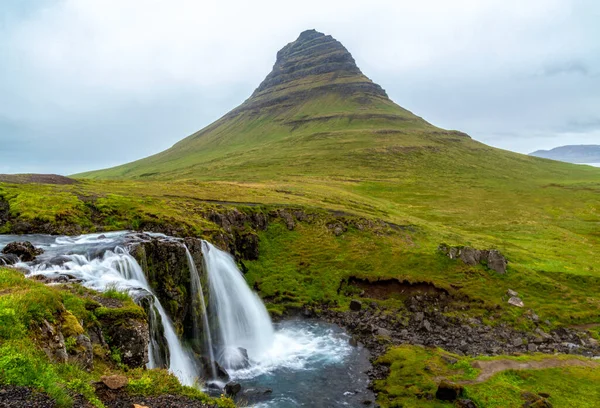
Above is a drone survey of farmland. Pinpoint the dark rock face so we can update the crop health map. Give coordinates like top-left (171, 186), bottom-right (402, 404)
top-left (225, 382), bottom-right (242, 396)
top-left (103, 318), bottom-right (149, 369)
top-left (252, 30), bottom-right (387, 99)
top-left (131, 237), bottom-right (201, 335)
top-left (350, 299), bottom-right (363, 311)
top-left (436, 380), bottom-right (463, 401)
top-left (2, 241), bottom-right (44, 262)
top-left (439, 244), bottom-right (508, 274)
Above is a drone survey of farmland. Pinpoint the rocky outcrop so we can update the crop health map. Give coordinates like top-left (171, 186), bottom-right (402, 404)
top-left (104, 318), bottom-right (149, 368)
top-left (323, 291), bottom-right (600, 361)
top-left (2, 241), bottom-right (44, 262)
top-left (131, 236), bottom-right (203, 337)
top-left (438, 244), bottom-right (508, 274)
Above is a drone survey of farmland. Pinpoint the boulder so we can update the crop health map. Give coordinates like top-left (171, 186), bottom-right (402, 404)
top-left (0, 253), bottom-right (19, 265)
top-left (102, 318), bottom-right (149, 368)
top-left (1, 241), bottom-right (44, 262)
top-left (438, 244), bottom-right (507, 274)
top-left (508, 297), bottom-right (524, 308)
top-left (224, 382), bottom-right (242, 396)
top-left (435, 380), bottom-right (463, 401)
top-left (507, 289), bottom-right (518, 297)
top-left (101, 375), bottom-right (128, 390)
top-left (350, 299), bottom-right (362, 311)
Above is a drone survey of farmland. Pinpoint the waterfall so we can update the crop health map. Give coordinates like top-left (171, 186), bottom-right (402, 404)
top-left (201, 241), bottom-right (275, 370)
top-left (25, 244), bottom-right (199, 387)
top-left (184, 246), bottom-right (217, 379)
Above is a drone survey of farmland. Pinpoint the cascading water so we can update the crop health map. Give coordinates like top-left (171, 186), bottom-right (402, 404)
top-left (201, 241), bottom-right (275, 370)
top-left (0, 233), bottom-right (199, 386)
top-left (0, 232), bottom-right (376, 406)
top-left (184, 246), bottom-right (217, 379)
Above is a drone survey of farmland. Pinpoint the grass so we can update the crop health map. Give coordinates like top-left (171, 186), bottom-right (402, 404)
top-left (0, 267), bottom-right (231, 407)
top-left (374, 345), bottom-right (600, 407)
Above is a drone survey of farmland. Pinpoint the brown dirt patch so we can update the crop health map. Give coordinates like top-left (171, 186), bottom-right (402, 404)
top-left (345, 277), bottom-right (448, 300)
top-left (0, 174), bottom-right (77, 185)
top-left (466, 357), bottom-right (599, 383)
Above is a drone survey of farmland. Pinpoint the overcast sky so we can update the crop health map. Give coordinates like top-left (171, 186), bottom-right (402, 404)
top-left (1, 0), bottom-right (599, 174)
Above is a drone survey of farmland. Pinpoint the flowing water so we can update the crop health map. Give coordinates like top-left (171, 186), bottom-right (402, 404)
top-left (201, 241), bottom-right (275, 370)
top-left (0, 232), bottom-right (375, 406)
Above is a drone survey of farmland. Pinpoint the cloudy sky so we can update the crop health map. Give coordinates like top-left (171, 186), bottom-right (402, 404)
top-left (1, 0), bottom-right (599, 174)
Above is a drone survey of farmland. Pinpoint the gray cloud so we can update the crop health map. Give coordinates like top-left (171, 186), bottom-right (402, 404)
top-left (0, 0), bottom-right (599, 174)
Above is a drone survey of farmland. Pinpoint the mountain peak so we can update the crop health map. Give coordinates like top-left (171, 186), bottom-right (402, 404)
top-left (245, 30), bottom-right (387, 110)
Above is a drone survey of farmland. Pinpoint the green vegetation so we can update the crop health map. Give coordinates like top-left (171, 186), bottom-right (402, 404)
top-left (0, 267), bottom-right (230, 407)
top-left (374, 345), bottom-right (600, 407)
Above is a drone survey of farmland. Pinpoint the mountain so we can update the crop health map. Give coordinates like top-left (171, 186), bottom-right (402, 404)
top-left (530, 145), bottom-right (600, 163)
top-left (78, 29), bottom-right (534, 182)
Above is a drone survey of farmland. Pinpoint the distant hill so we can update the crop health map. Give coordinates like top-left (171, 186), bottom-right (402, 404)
top-left (530, 145), bottom-right (600, 163)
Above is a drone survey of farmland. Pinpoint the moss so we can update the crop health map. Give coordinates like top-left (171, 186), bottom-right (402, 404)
top-left (94, 305), bottom-right (145, 323)
top-left (61, 311), bottom-right (84, 337)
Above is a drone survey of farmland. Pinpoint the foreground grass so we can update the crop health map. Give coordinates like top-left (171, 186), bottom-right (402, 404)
top-left (0, 267), bottom-right (232, 407)
top-left (374, 345), bottom-right (600, 408)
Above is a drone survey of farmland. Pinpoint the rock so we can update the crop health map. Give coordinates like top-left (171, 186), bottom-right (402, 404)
top-left (527, 343), bottom-right (538, 353)
top-left (1, 241), bottom-right (44, 262)
top-left (508, 297), bottom-right (524, 308)
top-left (377, 327), bottom-right (392, 338)
top-left (422, 320), bottom-right (432, 332)
top-left (224, 382), bottom-right (242, 396)
top-left (414, 312), bottom-right (424, 322)
top-left (101, 375), bottom-right (128, 390)
top-left (538, 393), bottom-right (551, 399)
top-left (132, 405), bottom-right (149, 408)
top-left (215, 361), bottom-right (230, 381)
top-left (486, 250), bottom-right (508, 274)
top-left (438, 244), bottom-right (507, 274)
top-left (522, 391), bottom-right (553, 407)
top-left (441, 355), bottom-right (458, 365)
top-left (456, 399), bottom-right (478, 408)
top-left (350, 299), bottom-right (363, 311)
top-left (70, 334), bottom-right (94, 371)
top-left (512, 337), bottom-right (524, 347)
top-left (507, 289), bottom-right (519, 297)
top-left (102, 317), bottom-right (149, 368)
top-left (349, 337), bottom-right (359, 347)
top-left (435, 380), bottom-right (463, 401)
top-left (0, 253), bottom-right (19, 265)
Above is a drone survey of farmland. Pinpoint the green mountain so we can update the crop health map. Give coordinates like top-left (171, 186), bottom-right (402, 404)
top-left (530, 144), bottom-right (600, 163)
top-left (78, 29), bottom-right (537, 183)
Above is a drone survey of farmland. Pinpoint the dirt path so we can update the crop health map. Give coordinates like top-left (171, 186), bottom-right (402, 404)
top-left (463, 357), bottom-right (599, 383)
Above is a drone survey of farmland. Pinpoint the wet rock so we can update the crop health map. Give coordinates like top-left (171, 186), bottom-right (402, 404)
top-left (349, 336), bottom-right (359, 347)
top-left (1, 241), bottom-right (44, 262)
top-left (215, 361), bottom-right (230, 381)
top-left (0, 253), bottom-right (19, 265)
top-left (508, 297), bottom-right (525, 308)
top-left (435, 380), bottom-right (463, 401)
top-left (224, 382), bottom-right (242, 396)
top-left (101, 374), bottom-right (128, 390)
top-left (350, 299), bottom-right (363, 311)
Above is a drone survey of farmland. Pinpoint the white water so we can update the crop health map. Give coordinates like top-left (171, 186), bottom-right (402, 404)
top-left (201, 241), bottom-right (275, 370)
top-left (184, 246), bottom-right (217, 379)
top-left (6, 235), bottom-right (199, 386)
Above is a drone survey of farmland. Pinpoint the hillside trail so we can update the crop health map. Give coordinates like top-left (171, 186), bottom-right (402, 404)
top-left (460, 357), bottom-right (599, 384)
